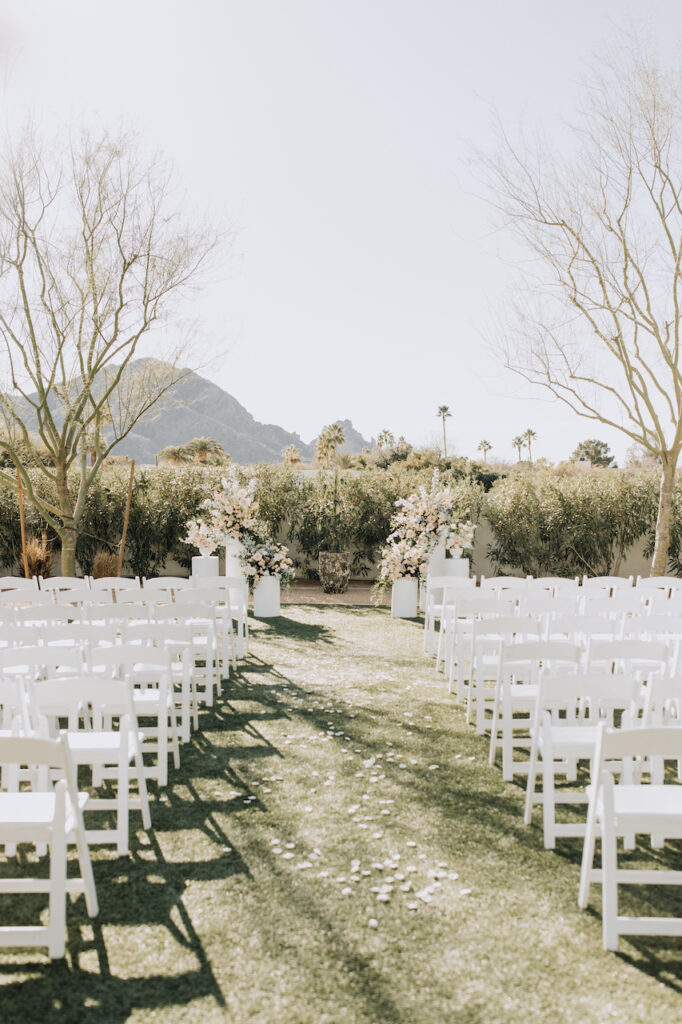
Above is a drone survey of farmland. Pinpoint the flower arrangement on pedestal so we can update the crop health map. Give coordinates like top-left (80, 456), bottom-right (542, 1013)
top-left (390, 470), bottom-right (476, 557)
top-left (201, 466), bottom-right (261, 542)
top-left (241, 534), bottom-right (296, 589)
top-left (182, 467), bottom-right (295, 590)
top-left (373, 470), bottom-right (476, 601)
top-left (183, 519), bottom-right (220, 558)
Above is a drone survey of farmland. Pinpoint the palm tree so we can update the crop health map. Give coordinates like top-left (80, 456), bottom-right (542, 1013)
top-left (437, 405), bottom-right (451, 457)
top-left (477, 439), bottom-right (492, 465)
top-left (187, 437), bottom-right (229, 464)
top-left (282, 444), bottom-right (302, 466)
top-left (157, 444), bottom-right (193, 466)
top-left (376, 429), bottom-right (395, 450)
top-left (511, 435), bottom-right (525, 462)
top-left (522, 428), bottom-right (537, 463)
top-left (315, 422), bottom-right (346, 466)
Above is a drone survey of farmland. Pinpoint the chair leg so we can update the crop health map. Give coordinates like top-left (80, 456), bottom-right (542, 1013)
top-left (48, 793), bottom-right (67, 959)
top-left (133, 740), bottom-right (152, 831)
top-left (601, 816), bottom-right (620, 951)
top-left (542, 759), bottom-right (556, 849)
top-left (524, 748), bottom-right (538, 826)
top-left (117, 754), bottom-right (129, 855)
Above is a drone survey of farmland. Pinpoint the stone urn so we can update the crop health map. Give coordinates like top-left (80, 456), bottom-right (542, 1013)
top-left (318, 551), bottom-right (351, 594)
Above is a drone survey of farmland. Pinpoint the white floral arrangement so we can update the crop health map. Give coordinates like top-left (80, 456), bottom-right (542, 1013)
top-left (377, 536), bottom-right (429, 584)
top-left (241, 536), bottom-right (296, 589)
top-left (183, 518), bottom-right (220, 558)
top-left (202, 466), bottom-right (262, 541)
top-left (374, 471), bottom-right (476, 600)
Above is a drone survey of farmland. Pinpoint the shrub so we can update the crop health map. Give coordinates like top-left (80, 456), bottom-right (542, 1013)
top-left (485, 470), bottom-right (658, 577)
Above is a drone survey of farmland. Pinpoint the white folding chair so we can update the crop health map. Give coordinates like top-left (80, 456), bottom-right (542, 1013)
top-left (173, 585), bottom-right (238, 677)
top-left (122, 622), bottom-right (200, 741)
top-left (467, 616), bottom-right (543, 734)
top-left (30, 675), bottom-right (152, 855)
top-left (524, 671), bottom-right (640, 848)
top-left (578, 725), bottom-right (682, 951)
top-left (86, 645), bottom-right (179, 787)
top-left (423, 575), bottom-right (475, 657)
top-left (442, 595), bottom-right (515, 698)
top-left (0, 734), bottom-right (98, 959)
top-left (489, 640), bottom-right (583, 781)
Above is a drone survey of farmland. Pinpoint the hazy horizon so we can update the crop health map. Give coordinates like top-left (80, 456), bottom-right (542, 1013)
top-left (0, 1), bottom-right (680, 464)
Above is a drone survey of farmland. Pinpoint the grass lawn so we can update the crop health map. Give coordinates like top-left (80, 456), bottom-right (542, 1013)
top-left (1, 604), bottom-right (682, 1023)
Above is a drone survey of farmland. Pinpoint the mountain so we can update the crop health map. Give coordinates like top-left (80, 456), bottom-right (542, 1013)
top-left (15, 361), bottom-right (374, 464)
top-left (111, 365), bottom-right (373, 464)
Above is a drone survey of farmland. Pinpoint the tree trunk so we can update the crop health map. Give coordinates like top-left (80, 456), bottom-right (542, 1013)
top-left (651, 455), bottom-right (678, 576)
top-left (56, 463), bottom-right (78, 577)
top-left (60, 529), bottom-right (77, 576)
top-left (442, 420), bottom-right (447, 458)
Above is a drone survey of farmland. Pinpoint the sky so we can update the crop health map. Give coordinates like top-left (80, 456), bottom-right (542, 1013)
top-left (0, 1), bottom-right (680, 463)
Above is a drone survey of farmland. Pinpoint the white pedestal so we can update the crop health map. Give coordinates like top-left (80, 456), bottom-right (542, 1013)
top-left (253, 574), bottom-right (281, 617)
top-left (391, 577), bottom-right (419, 618)
top-left (191, 555), bottom-right (219, 581)
top-left (224, 536), bottom-right (246, 583)
top-left (427, 541), bottom-right (448, 577)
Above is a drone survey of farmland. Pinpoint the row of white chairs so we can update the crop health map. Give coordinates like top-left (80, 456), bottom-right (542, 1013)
top-left (0, 579), bottom-right (253, 957)
top-left (425, 573), bottom-right (682, 951)
top-left (424, 574), bottom-right (682, 658)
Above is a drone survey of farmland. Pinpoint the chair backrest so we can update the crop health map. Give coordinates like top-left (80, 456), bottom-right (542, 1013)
top-left (480, 575), bottom-right (531, 593)
top-left (0, 576), bottom-right (39, 592)
top-left (88, 575), bottom-right (141, 590)
top-left (642, 677), bottom-right (682, 725)
top-left (498, 639), bottom-right (583, 682)
top-left (536, 670), bottom-right (640, 724)
top-left (594, 723), bottom-right (682, 768)
top-left (86, 643), bottom-right (173, 678)
top-left (622, 615), bottom-right (682, 641)
top-left (0, 643), bottom-right (85, 676)
top-left (30, 674), bottom-right (135, 730)
top-left (581, 575), bottom-right (634, 593)
top-left (0, 677), bottom-right (31, 731)
top-left (516, 594), bottom-right (579, 620)
top-left (450, 596), bottom-right (515, 619)
top-left (0, 733), bottom-right (73, 773)
top-left (580, 593), bottom-right (646, 618)
top-left (545, 613), bottom-right (622, 643)
top-left (41, 622), bottom-right (118, 648)
top-left (142, 576), bottom-right (191, 591)
top-left (38, 576), bottom-right (91, 592)
top-left (122, 622), bottom-right (195, 648)
top-left (54, 586), bottom-right (95, 607)
top-left (586, 638), bottom-right (670, 676)
top-left (529, 576), bottom-right (580, 594)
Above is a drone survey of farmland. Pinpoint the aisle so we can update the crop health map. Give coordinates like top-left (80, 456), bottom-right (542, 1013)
top-left (2, 606), bottom-right (681, 1024)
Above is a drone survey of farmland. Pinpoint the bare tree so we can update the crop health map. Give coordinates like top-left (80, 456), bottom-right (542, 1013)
top-left (481, 40), bottom-right (682, 574)
top-left (0, 127), bottom-right (217, 573)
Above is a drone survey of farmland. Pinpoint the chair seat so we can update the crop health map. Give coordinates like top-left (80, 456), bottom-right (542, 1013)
top-left (0, 790), bottom-right (87, 831)
top-left (67, 731), bottom-right (144, 763)
top-left (539, 725), bottom-right (601, 758)
top-left (593, 784), bottom-right (682, 831)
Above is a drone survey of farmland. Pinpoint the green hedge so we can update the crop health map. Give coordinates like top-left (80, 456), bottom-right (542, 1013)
top-left (2, 461), bottom-right (673, 579)
top-left (484, 469), bottom-right (660, 577)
